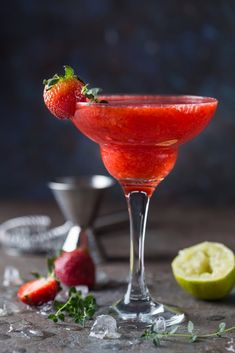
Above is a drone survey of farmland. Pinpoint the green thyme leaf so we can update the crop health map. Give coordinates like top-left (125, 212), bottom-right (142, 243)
top-left (48, 287), bottom-right (97, 326)
top-left (218, 322), bottom-right (226, 333)
top-left (30, 272), bottom-right (42, 279)
top-left (141, 320), bottom-right (235, 348)
top-left (191, 334), bottom-right (198, 342)
top-left (153, 336), bottom-right (161, 347)
top-left (187, 321), bottom-right (194, 334)
top-left (48, 314), bottom-right (58, 323)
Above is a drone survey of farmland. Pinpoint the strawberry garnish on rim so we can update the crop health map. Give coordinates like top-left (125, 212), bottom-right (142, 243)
top-left (43, 65), bottom-right (106, 120)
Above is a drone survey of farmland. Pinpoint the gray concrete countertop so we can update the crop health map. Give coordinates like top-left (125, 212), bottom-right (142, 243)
top-left (0, 201), bottom-right (235, 352)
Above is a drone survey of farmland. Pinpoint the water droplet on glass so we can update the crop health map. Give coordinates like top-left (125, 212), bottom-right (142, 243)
top-left (3, 266), bottom-right (23, 287)
top-left (89, 315), bottom-right (121, 339)
top-left (153, 316), bottom-right (166, 333)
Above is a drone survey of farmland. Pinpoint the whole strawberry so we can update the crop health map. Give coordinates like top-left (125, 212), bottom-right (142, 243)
top-left (43, 65), bottom-right (105, 120)
top-left (54, 248), bottom-right (95, 288)
top-left (43, 65), bottom-right (86, 119)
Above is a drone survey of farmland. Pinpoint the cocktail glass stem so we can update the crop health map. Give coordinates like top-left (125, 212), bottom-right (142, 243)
top-left (112, 187), bottom-right (185, 325)
top-left (125, 191), bottom-right (150, 303)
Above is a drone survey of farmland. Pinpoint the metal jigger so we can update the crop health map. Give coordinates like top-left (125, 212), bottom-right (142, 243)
top-left (48, 175), bottom-right (115, 264)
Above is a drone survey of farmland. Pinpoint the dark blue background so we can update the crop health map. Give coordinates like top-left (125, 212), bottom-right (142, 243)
top-left (1, 0), bottom-right (235, 204)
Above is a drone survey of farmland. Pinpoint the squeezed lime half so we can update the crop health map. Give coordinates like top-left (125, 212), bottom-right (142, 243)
top-left (172, 241), bottom-right (235, 300)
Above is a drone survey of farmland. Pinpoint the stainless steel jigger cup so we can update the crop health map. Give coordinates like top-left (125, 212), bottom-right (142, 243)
top-left (48, 175), bottom-right (115, 264)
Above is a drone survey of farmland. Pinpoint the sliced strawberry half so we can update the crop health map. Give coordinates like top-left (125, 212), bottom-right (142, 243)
top-left (17, 277), bottom-right (60, 306)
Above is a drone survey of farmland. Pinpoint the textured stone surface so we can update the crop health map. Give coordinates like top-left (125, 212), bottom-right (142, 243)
top-left (0, 257), bottom-right (235, 353)
top-left (1, 202), bottom-right (235, 352)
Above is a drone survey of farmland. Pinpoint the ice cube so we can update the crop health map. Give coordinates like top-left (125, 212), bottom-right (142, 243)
top-left (89, 315), bottom-right (121, 339)
top-left (3, 266), bottom-right (23, 287)
top-left (22, 328), bottom-right (44, 338)
top-left (0, 303), bottom-right (8, 317)
top-left (153, 316), bottom-right (166, 333)
top-left (8, 320), bottom-right (31, 333)
top-left (75, 285), bottom-right (89, 297)
top-left (0, 298), bottom-right (24, 316)
top-left (226, 338), bottom-right (235, 352)
top-left (36, 302), bottom-right (54, 316)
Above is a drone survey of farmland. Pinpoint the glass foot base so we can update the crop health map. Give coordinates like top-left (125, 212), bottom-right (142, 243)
top-left (110, 298), bottom-right (185, 328)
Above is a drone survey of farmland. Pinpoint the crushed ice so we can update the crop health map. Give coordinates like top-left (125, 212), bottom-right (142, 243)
top-left (37, 301), bottom-right (54, 316)
top-left (89, 315), bottom-right (121, 339)
top-left (3, 266), bottom-right (23, 287)
top-left (153, 316), bottom-right (166, 333)
top-left (226, 338), bottom-right (235, 352)
top-left (0, 299), bottom-right (24, 317)
top-left (8, 320), bottom-right (44, 339)
top-left (0, 303), bottom-right (8, 317)
top-left (75, 285), bottom-right (89, 297)
top-left (8, 320), bottom-right (31, 333)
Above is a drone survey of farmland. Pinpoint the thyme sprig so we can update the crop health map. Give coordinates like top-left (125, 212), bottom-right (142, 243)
top-left (142, 320), bottom-right (235, 347)
top-left (48, 287), bottom-right (97, 326)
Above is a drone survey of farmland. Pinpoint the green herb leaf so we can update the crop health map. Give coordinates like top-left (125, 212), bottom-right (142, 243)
top-left (81, 84), bottom-right (103, 103)
top-left (153, 336), bottom-right (161, 347)
top-left (48, 314), bottom-right (58, 323)
top-left (187, 321), bottom-right (194, 334)
top-left (141, 320), bottom-right (235, 348)
top-left (48, 287), bottom-right (97, 326)
top-left (218, 322), bottom-right (226, 333)
top-left (30, 272), bottom-right (42, 279)
top-left (191, 334), bottom-right (198, 342)
top-left (47, 257), bottom-right (56, 276)
top-left (43, 65), bottom-right (85, 91)
top-left (64, 65), bottom-right (74, 78)
top-left (68, 287), bottom-right (77, 296)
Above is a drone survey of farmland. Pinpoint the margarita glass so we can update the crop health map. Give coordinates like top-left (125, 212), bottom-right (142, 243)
top-left (71, 95), bottom-right (218, 326)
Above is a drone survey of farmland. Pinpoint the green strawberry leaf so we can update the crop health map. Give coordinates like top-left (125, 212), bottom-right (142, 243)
top-left (43, 65), bottom-right (107, 103)
top-left (47, 257), bottom-right (56, 276)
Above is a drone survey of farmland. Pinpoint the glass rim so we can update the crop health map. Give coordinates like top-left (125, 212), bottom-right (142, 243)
top-left (76, 94), bottom-right (218, 107)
